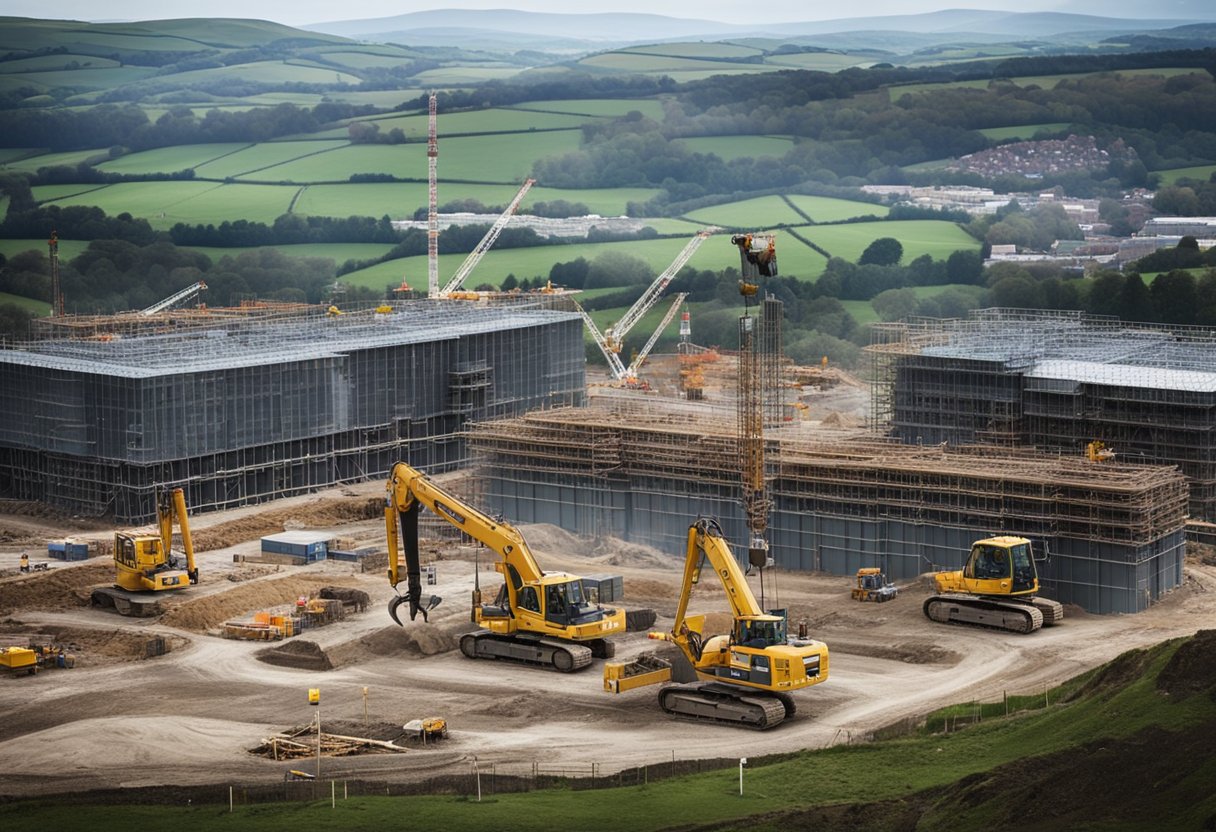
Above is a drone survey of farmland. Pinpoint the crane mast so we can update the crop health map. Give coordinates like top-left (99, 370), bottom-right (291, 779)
top-left (426, 92), bottom-right (440, 298)
top-left (48, 231), bottom-right (63, 317)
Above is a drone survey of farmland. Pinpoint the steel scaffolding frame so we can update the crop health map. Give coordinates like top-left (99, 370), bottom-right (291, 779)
top-left (869, 308), bottom-right (1216, 520)
top-left (467, 401), bottom-right (1189, 613)
top-left (0, 299), bottom-right (585, 522)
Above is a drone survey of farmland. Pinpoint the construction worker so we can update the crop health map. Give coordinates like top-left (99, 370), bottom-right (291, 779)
top-left (19, 552), bottom-right (30, 573)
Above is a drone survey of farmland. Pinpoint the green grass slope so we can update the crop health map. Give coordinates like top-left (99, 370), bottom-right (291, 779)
top-left (4, 631), bottom-right (1214, 832)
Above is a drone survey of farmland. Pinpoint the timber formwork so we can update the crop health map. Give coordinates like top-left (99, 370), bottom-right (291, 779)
top-left (869, 308), bottom-right (1216, 520)
top-left (468, 403), bottom-right (1189, 614)
top-left (0, 300), bottom-right (585, 522)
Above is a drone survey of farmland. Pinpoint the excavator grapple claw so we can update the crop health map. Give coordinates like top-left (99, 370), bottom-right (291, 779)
top-left (389, 592), bottom-right (442, 626)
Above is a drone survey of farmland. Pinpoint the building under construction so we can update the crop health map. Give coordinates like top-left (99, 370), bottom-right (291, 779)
top-left (468, 403), bottom-right (1188, 614)
top-left (869, 308), bottom-right (1216, 521)
top-left (0, 300), bottom-right (584, 522)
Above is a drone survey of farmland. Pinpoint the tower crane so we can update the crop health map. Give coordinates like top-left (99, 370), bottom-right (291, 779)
top-left (579, 229), bottom-right (714, 382)
top-left (435, 178), bottom-right (535, 299)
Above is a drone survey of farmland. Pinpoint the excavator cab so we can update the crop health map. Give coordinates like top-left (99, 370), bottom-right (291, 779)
top-left (542, 579), bottom-right (596, 627)
top-left (924, 535), bottom-right (1063, 633)
top-left (736, 615), bottom-right (785, 649)
top-left (961, 539), bottom-right (1036, 595)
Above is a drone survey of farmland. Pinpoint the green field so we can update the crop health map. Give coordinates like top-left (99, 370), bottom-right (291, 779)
top-left (412, 66), bottom-right (527, 85)
top-left (0, 65), bottom-right (159, 93)
top-left (679, 135), bottom-right (796, 161)
top-left (242, 131), bottom-right (583, 184)
top-left (803, 220), bottom-right (978, 262)
top-left (0, 291), bottom-right (50, 315)
top-left (786, 194), bottom-right (888, 223)
top-left (1155, 165), bottom-right (1216, 187)
top-left (764, 52), bottom-right (875, 71)
top-left (156, 61), bottom-right (361, 86)
top-left (504, 99), bottom-right (666, 120)
top-left (30, 184), bottom-right (111, 203)
top-left (41, 182), bottom-right (298, 229)
top-left (183, 242), bottom-right (398, 265)
top-left (315, 108), bottom-right (595, 140)
top-left (684, 195), bottom-right (811, 228)
top-left (579, 52), bottom-right (770, 75)
top-left (0, 148), bottom-right (111, 173)
top-left (977, 123), bottom-right (1071, 140)
top-left (625, 43), bottom-right (764, 59)
top-left (889, 66), bottom-right (1205, 99)
top-left (0, 54), bottom-right (122, 73)
top-left (97, 143), bottom-right (251, 175)
top-left (194, 141), bottom-right (349, 179)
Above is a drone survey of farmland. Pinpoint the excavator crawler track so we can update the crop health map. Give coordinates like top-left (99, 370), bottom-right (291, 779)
top-left (657, 682), bottom-right (787, 730)
top-left (924, 594), bottom-right (1045, 634)
top-left (459, 630), bottom-right (593, 672)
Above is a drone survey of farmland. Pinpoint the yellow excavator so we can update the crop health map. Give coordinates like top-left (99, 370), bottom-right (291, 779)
top-left (91, 487), bottom-right (198, 617)
top-left (385, 462), bottom-right (625, 672)
top-left (603, 517), bottom-right (829, 729)
top-left (923, 535), bottom-right (1064, 634)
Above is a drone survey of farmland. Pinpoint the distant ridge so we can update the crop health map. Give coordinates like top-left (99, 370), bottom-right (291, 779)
top-left (303, 8), bottom-right (1206, 44)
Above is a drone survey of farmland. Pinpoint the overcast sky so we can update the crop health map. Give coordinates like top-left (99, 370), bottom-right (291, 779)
top-left (5, 1), bottom-right (1212, 27)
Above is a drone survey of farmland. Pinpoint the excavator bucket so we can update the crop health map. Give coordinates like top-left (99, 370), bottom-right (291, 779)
top-left (388, 501), bottom-right (442, 625)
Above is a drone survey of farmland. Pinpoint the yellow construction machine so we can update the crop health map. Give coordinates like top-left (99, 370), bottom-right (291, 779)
top-left (603, 518), bottom-right (828, 729)
top-left (91, 487), bottom-right (198, 616)
top-left (851, 567), bottom-right (898, 602)
top-left (385, 462), bottom-right (625, 672)
top-left (924, 536), bottom-right (1064, 634)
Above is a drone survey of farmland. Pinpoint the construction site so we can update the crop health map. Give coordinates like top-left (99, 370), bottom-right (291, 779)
top-left (1, 93), bottom-right (1215, 808)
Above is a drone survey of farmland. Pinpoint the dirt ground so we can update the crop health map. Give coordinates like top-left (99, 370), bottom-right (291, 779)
top-left (1, 477), bottom-right (1215, 799)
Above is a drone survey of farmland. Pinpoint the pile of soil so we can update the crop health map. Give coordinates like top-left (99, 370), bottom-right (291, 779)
top-left (160, 576), bottom-right (361, 632)
top-left (258, 640), bottom-right (332, 671)
top-left (191, 496), bottom-right (382, 551)
top-left (0, 562), bottom-right (111, 614)
top-left (256, 624), bottom-right (460, 671)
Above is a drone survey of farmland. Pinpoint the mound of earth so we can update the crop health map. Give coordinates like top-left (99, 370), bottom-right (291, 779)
top-left (1157, 628), bottom-right (1216, 700)
top-left (258, 640), bottom-right (332, 671)
top-left (190, 496), bottom-right (382, 551)
top-left (160, 576), bottom-right (362, 632)
top-left (0, 562), bottom-right (111, 615)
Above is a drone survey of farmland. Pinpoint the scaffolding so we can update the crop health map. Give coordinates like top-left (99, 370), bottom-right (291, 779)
top-left (869, 308), bottom-right (1216, 520)
top-left (468, 401), bottom-right (1189, 614)
top-left (0, 299), bottom-right (585, 522)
